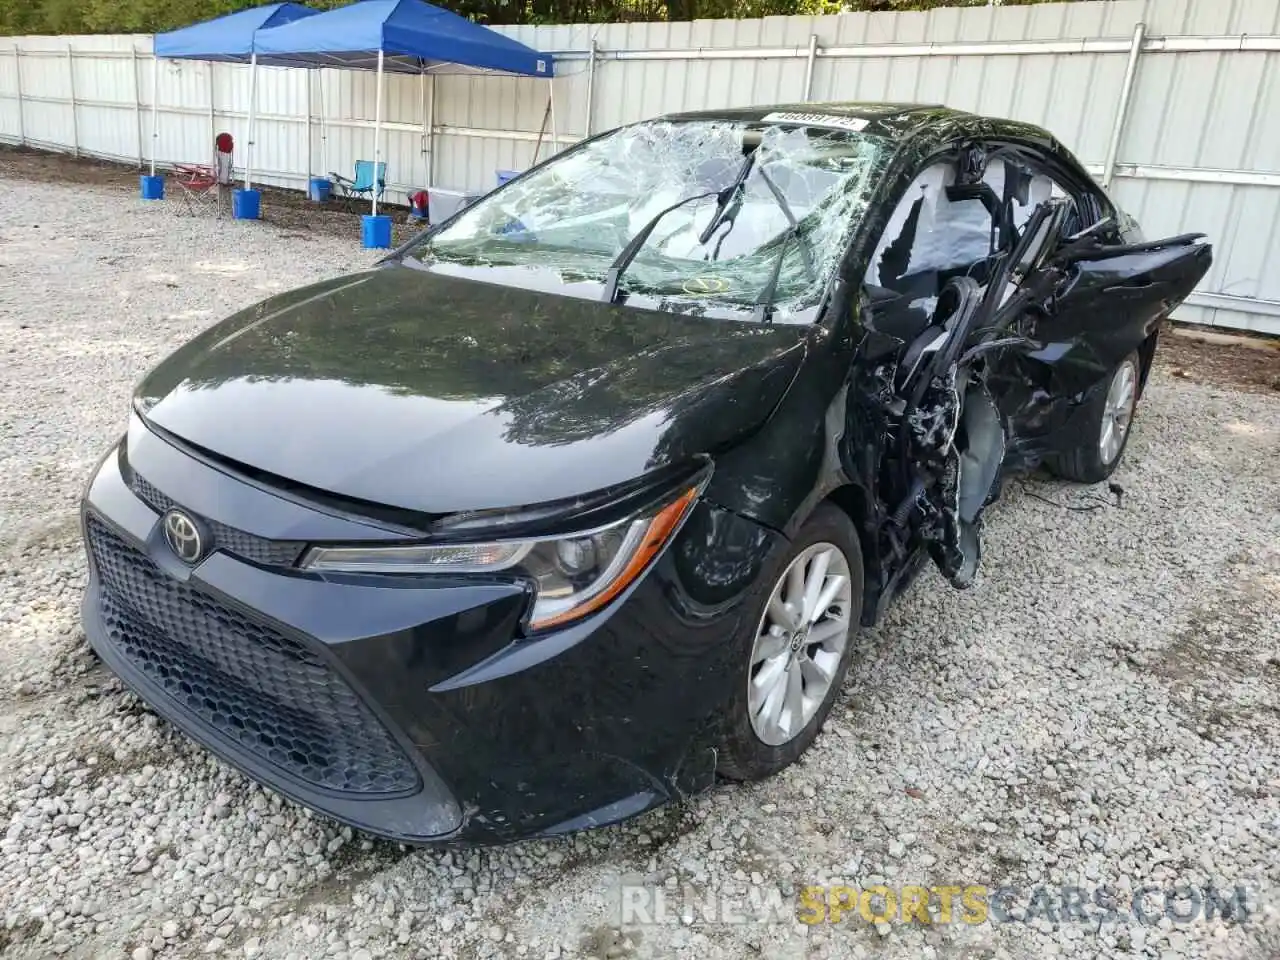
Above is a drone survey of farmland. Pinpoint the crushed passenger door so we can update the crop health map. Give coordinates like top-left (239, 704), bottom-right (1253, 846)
top-left (889, 201), bottom-right (1071, 588)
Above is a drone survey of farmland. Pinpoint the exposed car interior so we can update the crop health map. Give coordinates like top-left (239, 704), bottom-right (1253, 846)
top-left (858, 145), bottom-right (1098, 589)
top-left (863, 147), bottom-right (1086, 345)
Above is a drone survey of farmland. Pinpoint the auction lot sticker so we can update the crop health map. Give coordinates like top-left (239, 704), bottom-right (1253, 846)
top-left (761, 111), bottom-right (870, 132)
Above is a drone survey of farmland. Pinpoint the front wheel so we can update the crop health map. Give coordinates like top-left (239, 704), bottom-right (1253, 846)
top-left (716, 503), bottom-right (863, 781)
top-left (1046, 350), bottom-right (1141, 483)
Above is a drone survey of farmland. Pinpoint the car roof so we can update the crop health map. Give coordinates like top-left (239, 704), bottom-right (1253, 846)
top-left (661, 101), bottom-right (1053, 147)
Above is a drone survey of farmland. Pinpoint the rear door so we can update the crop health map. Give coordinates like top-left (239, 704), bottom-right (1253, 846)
top-left (988, 229), bottom-right (1212, 453)
top-left (1019, 235), bottom-right (1212, 398)
top-left (973, 139), bottom-right (1213, 439)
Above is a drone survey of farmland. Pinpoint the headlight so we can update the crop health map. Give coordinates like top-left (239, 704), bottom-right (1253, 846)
top-left (301, 484), bottom-right (700, 631)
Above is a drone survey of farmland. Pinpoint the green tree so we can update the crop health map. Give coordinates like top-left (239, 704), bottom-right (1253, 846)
top-left (1, 0), bottom-right (1079, 35)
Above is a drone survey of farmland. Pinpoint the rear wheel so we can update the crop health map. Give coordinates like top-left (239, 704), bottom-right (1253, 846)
top-left (716, 504), bottom-right (862, 781)
top-left (1046, 350), bottom-right (1141, 483)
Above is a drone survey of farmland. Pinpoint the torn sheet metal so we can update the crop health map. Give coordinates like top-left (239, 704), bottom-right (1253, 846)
top-left (902, 365), bottom-right (1004, 589)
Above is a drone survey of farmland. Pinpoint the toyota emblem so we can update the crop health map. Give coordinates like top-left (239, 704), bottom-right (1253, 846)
top-left (681, 275), bottom-right (729, 295)
top-left (162, 509), bottom-right (205, 564)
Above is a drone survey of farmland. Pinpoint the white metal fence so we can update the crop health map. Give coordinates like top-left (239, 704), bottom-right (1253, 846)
top-left (2, 0), bottom-right (1279, 334)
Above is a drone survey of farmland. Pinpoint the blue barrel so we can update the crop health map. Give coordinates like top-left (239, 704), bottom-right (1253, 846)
top-left (308, 177), bottom-right (332, 202)
top-left (139, 174), bottom-right (164, 200)
top-left (496, 169), bottom-right (519, 186)
top-left (362, 214), bottom-right (393, 249)
top-left (233, 188), bottom-right (261, 220)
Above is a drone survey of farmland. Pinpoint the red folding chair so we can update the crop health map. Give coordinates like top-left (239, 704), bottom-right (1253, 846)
top-left (172, 164), bottom-right (220, 216)
top-left (173, 133), bottom-right (235, 217)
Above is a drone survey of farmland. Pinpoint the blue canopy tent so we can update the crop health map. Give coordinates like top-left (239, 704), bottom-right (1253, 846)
top-left (153, 1), bottom-right (317, 60)
top-left (149, 3), bottom-right (319, 189)
top-left (252, 0), bottom-right (553, 76)
top-left (251, 0), bottom-right (556, 219)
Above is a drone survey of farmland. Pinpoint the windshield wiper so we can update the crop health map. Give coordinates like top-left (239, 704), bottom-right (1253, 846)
top-left (697, 149), bottom-right (758, 246)
top-left (601, 190), bottom-right (719, 304)
top-left (756, 164), bottom-right (816, 280)
top-left (751, 230), bottom-right (801, 324)
top-left (747, 164), bottom-right (821, 323)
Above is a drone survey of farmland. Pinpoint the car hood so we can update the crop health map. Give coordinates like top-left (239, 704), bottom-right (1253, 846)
top-left (135, 265), bottom-right (810, 517)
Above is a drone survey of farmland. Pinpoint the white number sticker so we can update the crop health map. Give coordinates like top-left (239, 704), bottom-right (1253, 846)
top-left (761, 111), bottom-right (870, 133)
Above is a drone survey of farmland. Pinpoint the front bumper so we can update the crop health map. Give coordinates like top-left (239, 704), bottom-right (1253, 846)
top-left (80, 424), bottom-right (782, 843)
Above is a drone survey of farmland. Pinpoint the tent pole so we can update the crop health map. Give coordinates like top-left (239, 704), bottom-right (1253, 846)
top-left (418, 70), bottom-right (426, 188)
top-left (149, 52), bottom-right (158, 176)
top-left (207, 62), bottom-right (215, 158)
top-left (305, 69), bottom-right (312, 183)
top-left (547, 77), bottom-right (557, 158)
top-left (426, 73), bottom-right (436, 186)
top-left (530, 98), bottom-right (550, 167)
top-left (372, 49), bottom-right (385, 217)
top-left (245, 52), bottom-right (258, 188)
top-left (320, 70), bottom-right (328, 179)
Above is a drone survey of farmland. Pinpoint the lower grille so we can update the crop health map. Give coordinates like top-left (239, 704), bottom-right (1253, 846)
top-left (86, 515), bottom-right (419, 796)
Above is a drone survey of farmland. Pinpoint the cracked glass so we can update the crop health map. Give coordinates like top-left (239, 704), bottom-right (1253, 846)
top-left (410, 120), bottom-right (891, 323)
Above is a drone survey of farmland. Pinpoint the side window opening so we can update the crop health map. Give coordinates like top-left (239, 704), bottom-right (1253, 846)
top-left (862, 147), bottom-right (1107, 344)
top-left (983, 156), bottom-right (1056, 237)
top-left (988, 149), bottom-right (1106, 241)
top-left (870, 161), bottom-right (997, 298)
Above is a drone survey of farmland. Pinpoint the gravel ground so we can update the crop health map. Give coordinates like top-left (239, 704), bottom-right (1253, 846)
top-left (1, 173), bottom-right (1279, 960)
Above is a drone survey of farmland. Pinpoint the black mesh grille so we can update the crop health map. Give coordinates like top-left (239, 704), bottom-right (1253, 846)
top-left (129, 473), bottom-right (172, 512)
top-left (87, 515), bottom-right (419, 796)
top-left (128, 472), bottom-right (304, 568)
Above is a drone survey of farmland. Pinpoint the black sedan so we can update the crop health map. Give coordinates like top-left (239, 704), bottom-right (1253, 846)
top-left (81, 103), bottom-right (1211, 844)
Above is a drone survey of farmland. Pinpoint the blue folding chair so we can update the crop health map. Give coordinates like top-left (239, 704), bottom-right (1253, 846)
top-left (329, 160), bottom-right (386, 212)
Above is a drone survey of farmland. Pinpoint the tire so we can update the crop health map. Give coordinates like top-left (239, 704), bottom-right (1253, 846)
top-left (1045, 350), bottom-right (1141, 484)
top-left (716, 503), bottom-right (863, 781)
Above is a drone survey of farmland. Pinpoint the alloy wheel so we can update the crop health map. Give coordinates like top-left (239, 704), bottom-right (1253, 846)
top-left (747, 542), bottom-right (853, 747)
top-left (1099, 358), bottom-right (1138, 465)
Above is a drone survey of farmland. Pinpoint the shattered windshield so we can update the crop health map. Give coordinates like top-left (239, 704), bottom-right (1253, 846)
top-left (408, 119), bottom-right (890, 322)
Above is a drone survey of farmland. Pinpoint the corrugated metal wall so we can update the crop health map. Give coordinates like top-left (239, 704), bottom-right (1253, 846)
top-left (2, 0), bottom-right (1278, 333)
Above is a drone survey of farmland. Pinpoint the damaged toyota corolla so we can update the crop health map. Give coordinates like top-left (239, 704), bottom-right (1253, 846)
top-left (82, 103), bottom-right (1211, 844)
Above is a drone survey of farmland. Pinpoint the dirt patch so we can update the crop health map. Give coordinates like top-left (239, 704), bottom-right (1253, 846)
top-left (0, 144), bottom-right (135, 190)
top-left (0, 143), bottom-right (425, 246)
top-left (578, 923), bottom-right (643, 958)
top-left (1156, 325), bottom-right (1280, 395)
top-left (1151, 548), bottom-right (1280, 739)
top-left (0, 919), bottom-right (42, 955)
